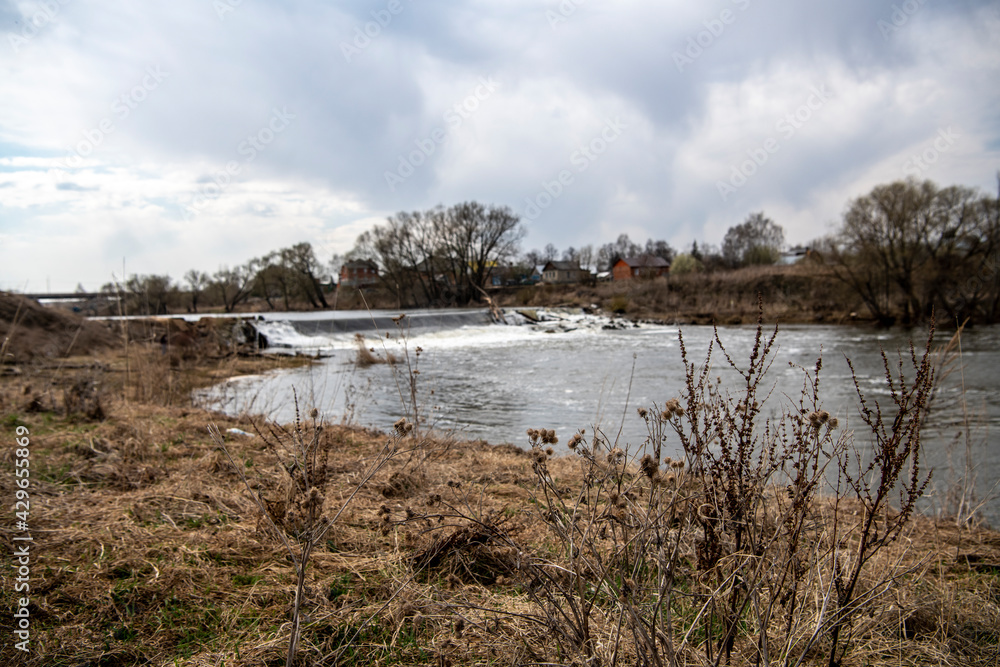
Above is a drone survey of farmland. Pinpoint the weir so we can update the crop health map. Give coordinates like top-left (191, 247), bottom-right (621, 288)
top-left (275, 308), bottom-right (493, 336)
top-left (90, 307), bottom-right (495, 349)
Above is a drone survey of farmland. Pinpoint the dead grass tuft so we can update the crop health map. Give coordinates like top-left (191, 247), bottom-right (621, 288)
top-left (379, 470), bottom-right (424, 498)
top-left (353, 333), bottom-right (397, 367)
top-left (412, 514), bottom-right (520, 585)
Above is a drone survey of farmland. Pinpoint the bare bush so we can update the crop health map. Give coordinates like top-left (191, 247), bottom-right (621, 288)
top-left (486, 307), bottom-right (936, 666)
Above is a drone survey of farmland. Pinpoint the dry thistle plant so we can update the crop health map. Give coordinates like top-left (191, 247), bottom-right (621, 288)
top-left (385, 313), bottom-right (425, 436)
top-left (209, 395), bottom-right (412, 667)
top-left (511, 305), bottom-right (937, 667)
top-left (354, 309), bottom-right (451, 477)
top-left (823, 328), bottom-right (936, 667)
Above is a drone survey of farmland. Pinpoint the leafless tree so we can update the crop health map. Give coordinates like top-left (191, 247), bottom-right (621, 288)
top-left (350, 202), bottom-right (524, 306)
top-left (722, 211), bottom-right (784, 267)
top-left (832, 177), bottom-right (1000, 324)
top-left (183, 269), bottom-right (210, 313)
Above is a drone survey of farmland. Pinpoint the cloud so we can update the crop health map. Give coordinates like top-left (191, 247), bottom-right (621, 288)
top-left (55, 182), bottom-right (98, 191)
top-left (1, 0), bottom-right (998, 291)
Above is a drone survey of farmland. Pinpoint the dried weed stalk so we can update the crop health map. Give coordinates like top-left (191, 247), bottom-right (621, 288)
top-left (209, 398), bottom-right (412, 667)
top-left (824, 328), bottom-right (935, 667)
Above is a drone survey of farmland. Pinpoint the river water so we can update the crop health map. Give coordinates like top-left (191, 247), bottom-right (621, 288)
top-left (195, 308), bottom-right (1000, 525)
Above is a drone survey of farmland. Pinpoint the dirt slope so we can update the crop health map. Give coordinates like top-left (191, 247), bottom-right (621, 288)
top-left (0, 292), bottom-right (117, 361)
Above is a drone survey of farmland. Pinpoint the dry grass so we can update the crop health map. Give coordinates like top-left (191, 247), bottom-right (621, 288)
top-left (1, 310), bottom-right (998, 666)
top-left (353, 333), bottom-right (398, 368)
top-left (1, 392), bottom-right (998, 665)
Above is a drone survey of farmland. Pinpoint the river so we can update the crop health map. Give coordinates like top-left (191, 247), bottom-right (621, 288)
top-left (194, 308), bottom-right (1000, 525)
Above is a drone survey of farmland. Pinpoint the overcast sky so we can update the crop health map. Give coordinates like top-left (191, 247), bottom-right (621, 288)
top-left (1, 0), bottom-right (998, 292)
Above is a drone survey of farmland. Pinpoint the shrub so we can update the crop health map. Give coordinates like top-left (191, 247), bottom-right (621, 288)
top-left (670, 253), bottom-right (703, 274)
top-left (511, 309), bottom-right (934, 665)
top-left (608, 294), bottom-right (630, 313)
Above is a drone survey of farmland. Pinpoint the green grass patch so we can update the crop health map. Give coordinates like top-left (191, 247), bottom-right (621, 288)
top-left (328, 573), bottom-right (354, 600)
top-left (2, 413), bottom-right (26, 429)
top-left (158, 596), bottom-right (222, 658)
top-left (232, 573), bottom-right (262, 587)
top-left (320, 619), bottom-right (432, 666)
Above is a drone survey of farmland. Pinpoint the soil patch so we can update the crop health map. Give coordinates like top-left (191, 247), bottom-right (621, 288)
top-left (1, 292), bottom-right (118, 361)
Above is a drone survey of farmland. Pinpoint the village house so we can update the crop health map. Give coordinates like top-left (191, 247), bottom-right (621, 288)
top-left (541, 260), bottom-right (587, 284)
top-left (612, 255), bottom-right (670, 280)
top-left (339, 259), bottom-right (379, 287)
top-left (779, 245), bottom-right (811, 265)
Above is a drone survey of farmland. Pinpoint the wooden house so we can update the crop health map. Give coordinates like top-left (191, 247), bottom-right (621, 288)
top-left (339, 259), bottom-right (379, 287)
top-left (541, 260), bottom-right (586, 284)
top-left (612, 255), bottom-right (670, 280)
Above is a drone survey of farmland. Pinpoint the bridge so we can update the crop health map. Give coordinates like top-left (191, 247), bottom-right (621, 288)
top-left (14, 292), bottom-right (111, 301)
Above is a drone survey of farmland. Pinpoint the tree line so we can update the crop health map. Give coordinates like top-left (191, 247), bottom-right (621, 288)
top-left (101, 241), bottom-right (331, 315)
top-left (825, 177), bottom-right (1000, 325)
top-left (98, 176), bottom-right (1000, 324)
top-left (349, 201), bottom-right (524, 307)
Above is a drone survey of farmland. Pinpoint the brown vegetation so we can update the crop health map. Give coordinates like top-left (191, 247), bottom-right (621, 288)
top-left (353, 334), bottom-right (398, 368)
top-left (495, 263), bottom-right (860, 325)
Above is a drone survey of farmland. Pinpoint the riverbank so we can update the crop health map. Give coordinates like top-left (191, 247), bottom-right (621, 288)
top-left (290, 264), bottom-right (868, 326)
top-left (24, 264), bottom-right (877, 327)
top-left (494, 263), bottom-right (864, 325)
top-left (2, 303), bottom-right (998, 666)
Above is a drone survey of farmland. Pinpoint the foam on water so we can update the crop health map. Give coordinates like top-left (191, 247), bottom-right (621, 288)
top-left (394, 310), bottom-right (631, 350)
top-left (253, 320), bottom-right (344, 350)
top-left (252, 307), bottom-right (645, 353)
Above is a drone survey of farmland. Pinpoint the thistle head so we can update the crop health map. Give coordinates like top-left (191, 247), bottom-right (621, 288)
top-left (640, 453), bottom-right (659, 479)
